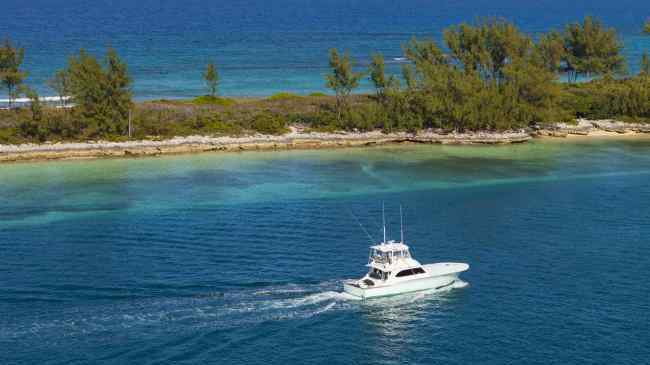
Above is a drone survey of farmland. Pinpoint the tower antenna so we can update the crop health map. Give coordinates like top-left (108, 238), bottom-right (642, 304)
top-left (400, 205), bottom-right (404, 243)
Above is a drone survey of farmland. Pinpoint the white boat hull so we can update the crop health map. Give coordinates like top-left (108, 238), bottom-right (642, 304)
top-left (343, 263), bottom-right (469, 299)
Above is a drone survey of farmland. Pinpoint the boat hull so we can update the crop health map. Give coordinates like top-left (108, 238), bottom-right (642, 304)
top-left (343, 273), bottom-right (460, 299)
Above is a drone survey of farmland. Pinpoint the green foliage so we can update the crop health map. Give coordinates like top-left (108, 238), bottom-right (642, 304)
top-left (644, 19), bottom-right (650, 34)
top-left (563, 16), bottom-right (626, 82)
top-left (289, 110), bottom-right (338, 131)
top-left (23, 86), bottom-right (43, 122)
top-left (641, 52), bottom-right (650, 75)
top-left (248, 111), bottom-right (289, 135)
top-left (308, 92), bottom-right (327, 97)
top-left (369, 53), bottom-right (398, 100)
top-left (192, 95), bottom-right (236, 106)
top-left (66, 48), bottom-right (133, 138)
top-left (443, 18), bottom-right (532, 84)
top-left (47, 69), bottom-right (70, 107)
top-left (560, 76), bottom-right (650, 121)
top-left (0, 127), bottom-right (19, 144)
top-left (0, 39), bottom-right (27, 107)
top-left (325, 48), bottom-right (364, 121)
top-left (537, 31), bottom-right (566, 73)
top-left (387, 19), bottom-right (565, 131)
top-left (203, 63), bottom-right (219, 97)
top-left (267, 92), bottom-right (302, 101)
top-left (401, 64), bottom-right (417, 90)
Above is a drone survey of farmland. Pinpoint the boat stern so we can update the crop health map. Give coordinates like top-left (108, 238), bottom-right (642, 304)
top-left (343, 280), bottom-right (366, 299)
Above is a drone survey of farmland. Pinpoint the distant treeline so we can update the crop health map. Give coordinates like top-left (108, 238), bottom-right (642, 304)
top-left (0, 16), bottom-right (649, 143)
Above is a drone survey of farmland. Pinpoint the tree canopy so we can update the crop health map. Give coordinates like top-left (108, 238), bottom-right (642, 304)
top-left (0, 39), bottom-right (27, 107)
top-left (563, 16), bottom-right (626, 82)
top-left (203, 63), bottom-right (219, 97)
top-left (325, 48), bottom-right (364, 121)
top-left (66, 48), bottom-right (132, 137)
top-left (47, 69), bottom-right (70, 107)
top-left (369, 53), bottom-right (398, 100)
top-left (443, 18), bottom-right (532, 84)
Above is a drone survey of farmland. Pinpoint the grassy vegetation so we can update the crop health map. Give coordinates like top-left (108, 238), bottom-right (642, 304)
top-left (191, 95), bottom-right (236, 107)
top-left (266, 92), bottom-right (304, 101)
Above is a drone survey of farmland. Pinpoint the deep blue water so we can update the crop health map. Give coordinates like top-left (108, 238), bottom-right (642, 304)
top-left (1, 0), bottom-right (649, 99)
top-left (1, 140), bottom-right (650, 364)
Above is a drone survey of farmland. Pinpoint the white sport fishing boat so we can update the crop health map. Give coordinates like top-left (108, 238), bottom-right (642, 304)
top-left (343, 207), bottom-right (469, 299)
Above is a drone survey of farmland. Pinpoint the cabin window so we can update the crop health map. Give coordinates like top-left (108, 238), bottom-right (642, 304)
top-left (396, 267), bottom-right (425, 277)
top-left (396, 269), bottom-right (414, 277)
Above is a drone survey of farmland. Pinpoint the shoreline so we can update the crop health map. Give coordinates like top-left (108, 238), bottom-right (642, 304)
top-left (1, 120), bottom-right (649, 163)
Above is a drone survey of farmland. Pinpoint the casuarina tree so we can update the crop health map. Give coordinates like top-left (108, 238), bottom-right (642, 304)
top-left (0, 39), bottom-right (27, 108)
top-left (325, 48), bottom-right (364, 122)
top-left (204, 62), bottom-right (219, 97)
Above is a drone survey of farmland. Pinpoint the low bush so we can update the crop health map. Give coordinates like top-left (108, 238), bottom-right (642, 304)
top-left (267, 92), bottom-right (303, 101)
top-left (248, 111), bottom-right (290, 135)
top-left (192, 95), bottom-right (236, 107)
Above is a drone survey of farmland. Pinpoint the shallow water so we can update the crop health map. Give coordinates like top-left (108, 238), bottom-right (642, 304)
top-left (1, 139), bottom-right (650, 364)
top-left (1, 0), bottom-right (649, 99)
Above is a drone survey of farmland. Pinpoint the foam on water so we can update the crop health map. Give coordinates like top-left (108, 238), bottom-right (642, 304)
top-left (1, 278), bottom-right (469, 343)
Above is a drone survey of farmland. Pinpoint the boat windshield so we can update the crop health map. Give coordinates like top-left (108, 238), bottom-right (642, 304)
top-left (369, 249), bottom-right (410, 264)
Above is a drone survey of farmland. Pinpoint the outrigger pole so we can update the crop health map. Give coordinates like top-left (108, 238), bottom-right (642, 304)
top-left (382, 202), bottom-right (386, 244)
top-left (400, 205), bottom-right (404, 243)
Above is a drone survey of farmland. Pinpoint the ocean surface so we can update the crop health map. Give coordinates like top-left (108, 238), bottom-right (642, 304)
top-left (1, 0), bottom-right (650, 100)
top-left (1, 139), bottom-right (650, 364)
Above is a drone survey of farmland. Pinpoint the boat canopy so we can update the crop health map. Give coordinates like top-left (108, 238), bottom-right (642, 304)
top-left (368, 240), bottom-right (412, 266)
top-left (370, 240), bottom-right (409, 253)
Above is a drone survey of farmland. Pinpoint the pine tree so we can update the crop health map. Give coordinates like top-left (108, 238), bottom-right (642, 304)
top-left (203, 63), bottom-right (219, 97)
top-left (369, 53), bottom-right (397, 101)
top-left (105, 48), bottom-right (133, 134)
top-left (48, 69), bottom-right (70, 108)
top-left (325, 48), bottom-right (364, 122)
top-left (537, 30), bottom-right (566, 73)
top-left (641, 52), bottom-right (650, 75)
top-left (66, 48), bottom-right (132, 137)
top-left (0, 39), bottom-right (27, 108)
top-left (563, 16), bottom-right (626, 82)
top-left (443, 18), bottom-right (532, 85)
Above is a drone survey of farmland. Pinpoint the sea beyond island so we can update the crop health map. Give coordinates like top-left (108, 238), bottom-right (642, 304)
top-left (1, 0), bottom-right (650, 99)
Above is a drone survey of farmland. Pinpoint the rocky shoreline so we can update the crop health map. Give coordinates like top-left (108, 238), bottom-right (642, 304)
top-left (1, 120), bottom-right (649, 163)
top-left (0, 129), bottom-right (531, 163)
top-left (534, 119), bottom-right (650, 137)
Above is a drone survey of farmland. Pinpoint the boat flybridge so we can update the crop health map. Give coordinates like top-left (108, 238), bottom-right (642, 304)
top-left (343, 207), bottom-right (469, 299)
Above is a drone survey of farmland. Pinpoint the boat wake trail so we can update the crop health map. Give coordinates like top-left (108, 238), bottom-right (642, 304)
top-left (2, 279), bottom-right (468, 343)
top-left (1, 281), bottom-right (354, 342)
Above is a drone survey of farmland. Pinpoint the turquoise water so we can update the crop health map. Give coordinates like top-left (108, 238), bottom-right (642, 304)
top-left (1, 139), bottom-right (650, 364)
top-left (1, 0), bottom-right (649, 99)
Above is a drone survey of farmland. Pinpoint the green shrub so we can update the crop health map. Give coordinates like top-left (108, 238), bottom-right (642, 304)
top-left (289, 110), bottom-right (338, 130)
top-left (0, 127), bottom-right (21, 144)
top-left (267, 92), bottom-right (302, 101)
top-left (560, 76), bottom-right (650, 121)
top-left (193, 95), bottom-right (236, 107)
top-left (249, 111), bottom-right (290, 135)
